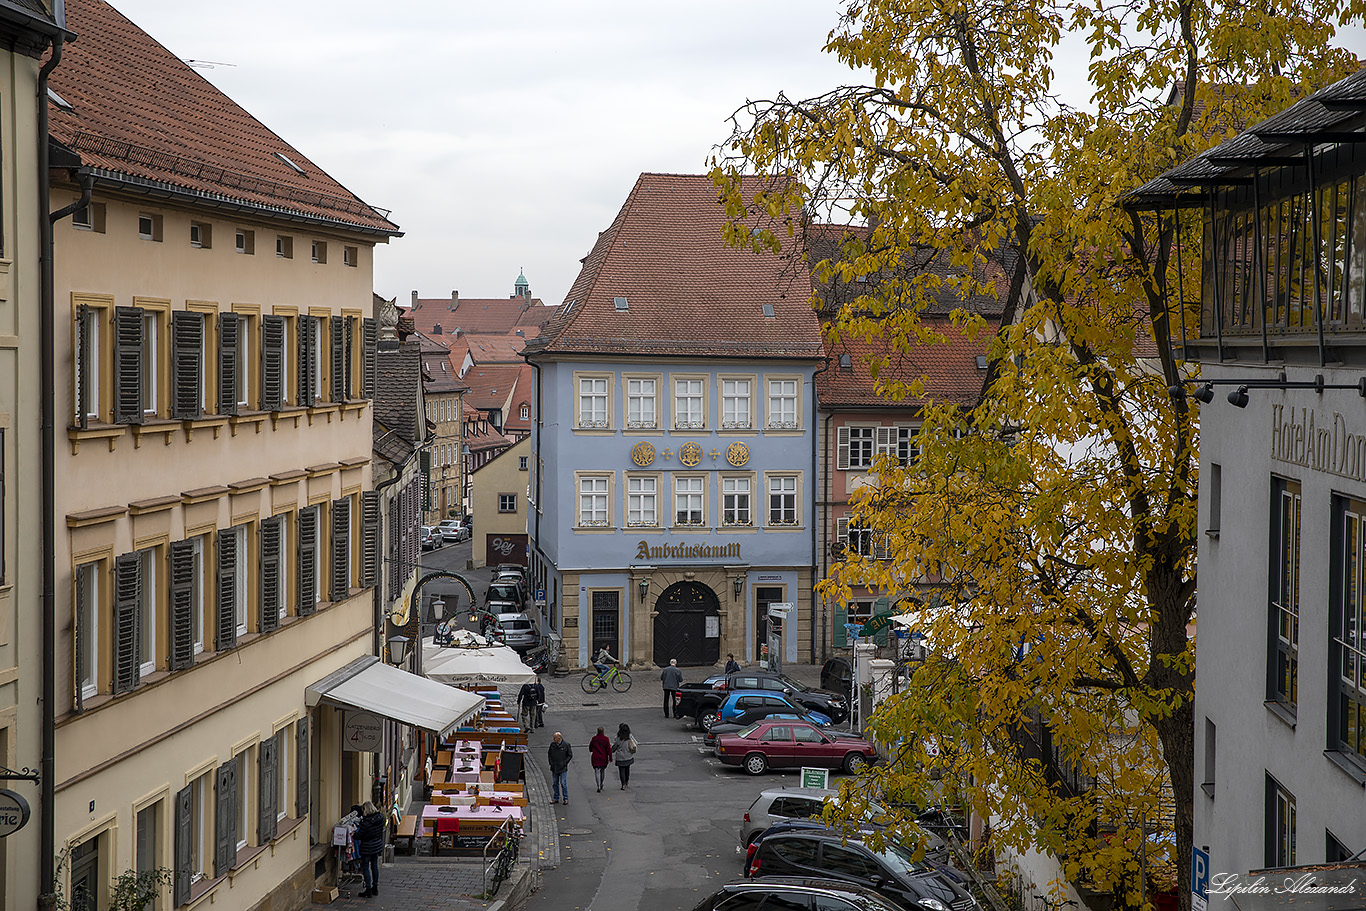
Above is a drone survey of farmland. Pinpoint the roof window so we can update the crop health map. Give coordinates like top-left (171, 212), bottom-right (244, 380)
top-left (839, 354), bottom-right (852, 368)
top-left (47, 87), bottom-right (73, 112)
top-left (975, 355), bottom-right (988, 370)
top-left (761, 304), bottom-right (776, 318)
top-left (614, 297), bottom-right (629, 311)
top-left (273, 152), bottom-right (306, 174)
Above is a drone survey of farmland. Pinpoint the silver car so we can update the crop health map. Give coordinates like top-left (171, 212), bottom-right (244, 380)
top-left (740, 787), bottom-right (841, 847)
top-left (496, 612), bottom-right (539, 651)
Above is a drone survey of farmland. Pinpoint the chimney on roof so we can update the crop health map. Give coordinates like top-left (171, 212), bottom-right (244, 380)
top-left (411, 290), bottom-right (418, 308)
top-left (451, 291), bottom-right (459, 311)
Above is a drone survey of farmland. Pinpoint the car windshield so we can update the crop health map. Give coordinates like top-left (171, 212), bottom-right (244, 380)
top-left (778, 676), bottom-right (809, 692)
top-left (868, 840), bottom-right (929, 876)
top-left (736, 721), bottom-right (763, 737)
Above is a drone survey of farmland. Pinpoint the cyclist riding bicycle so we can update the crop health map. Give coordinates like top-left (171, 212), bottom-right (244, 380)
top-left (593, 646), bottom-right (618, 677)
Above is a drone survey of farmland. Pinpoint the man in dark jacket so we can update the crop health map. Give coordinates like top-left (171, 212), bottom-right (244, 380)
top-left (517, 680), bottom-right (537, 732)
top-left (548, 731), bottom-right (573, 804)
top-left (353, 802), bottom-right (385, 897)
top-left (660, 658), bottom-right (684, 718)
top-left (531, 676), bottom-right (547, 728)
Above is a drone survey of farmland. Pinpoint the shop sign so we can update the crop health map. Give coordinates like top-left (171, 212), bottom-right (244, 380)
top-left (1271, 405), bottom-right (1366, 482)
top-left (756, 574), bottom-right (784, 582)
top-left (0, 789), bottom-right (31, 837)
top-left (861, 611), bottom-right (896, 637)
top-left (343, 711), bottom-right (384, 752)
top-left (635, 540), bottom-right (741, 560)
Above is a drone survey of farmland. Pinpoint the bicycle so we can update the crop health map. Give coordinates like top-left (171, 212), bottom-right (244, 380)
top-left (484, 822), bottom-right (522, 896)
top-left (581, 664), bottom-right (633, 693)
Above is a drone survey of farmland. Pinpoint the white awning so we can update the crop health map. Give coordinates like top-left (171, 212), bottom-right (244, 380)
top-left (306, 656), bottom-right (484, 740)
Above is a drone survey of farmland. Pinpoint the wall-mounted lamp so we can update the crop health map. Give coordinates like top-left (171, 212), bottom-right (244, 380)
top-left (1178, 373), bottom-right (1366, 408)
top-left (387, 635), bottom-right (410, 666)
top-left (733, 577), bottom-right (744, 600)
top-left (639, 578), bottom-right (650, 601)
top-left (1227, 386), bottom-right (1251, 408)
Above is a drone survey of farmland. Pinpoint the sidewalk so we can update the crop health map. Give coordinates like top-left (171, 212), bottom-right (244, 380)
top-left (329, 698), bottom-right (563, 911)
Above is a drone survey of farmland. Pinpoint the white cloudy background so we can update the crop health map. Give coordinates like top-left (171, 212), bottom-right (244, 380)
top-left (103, 1), bottom-right (1364, 309)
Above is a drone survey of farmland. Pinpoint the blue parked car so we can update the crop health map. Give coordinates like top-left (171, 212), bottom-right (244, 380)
top-left (716, 690), bottom-right (833, 729)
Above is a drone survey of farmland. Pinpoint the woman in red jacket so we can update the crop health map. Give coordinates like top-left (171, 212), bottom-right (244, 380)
top-left (588, 726), bottom-right (612, 793)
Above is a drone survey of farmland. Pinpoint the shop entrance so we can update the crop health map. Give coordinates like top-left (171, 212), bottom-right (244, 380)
top-left (755, 587), bottom-right (784, 662)
top-left (653, 581), bottom-right (720, 667)
top-left (591, 590), bottom-right (620, 658)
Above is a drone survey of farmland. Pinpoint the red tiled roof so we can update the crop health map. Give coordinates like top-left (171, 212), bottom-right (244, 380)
top-left (818, 317), bottom-right (997, 409)
top-left (48, 0), bottom-right (399, 236)
top-left (528, 173), bottom-right (823, 360)
top-left (502, 364), bottom-right (535, 434)
top-left (462, 332), bottom-right (536, 364)
top-left (407, 297), bottom-right (554, 338)
top-left (461, 363), bottom-right (523, 412)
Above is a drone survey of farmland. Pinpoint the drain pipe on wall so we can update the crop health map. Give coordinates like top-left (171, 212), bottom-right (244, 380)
top-left (809, 357), bottom-right (829, 664)
top-left (39, 20), bottom-right (74, 911)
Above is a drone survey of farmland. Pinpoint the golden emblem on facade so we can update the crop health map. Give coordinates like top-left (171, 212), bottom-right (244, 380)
top-left (631, 440), bottom-right (656, 466)
top-left (725, 441), bottom-right (750, 467)
top-left (679, 442), bottom-right (703, 467)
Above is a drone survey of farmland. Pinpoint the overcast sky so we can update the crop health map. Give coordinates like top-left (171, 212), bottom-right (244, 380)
top-left (106, 1), bottom-right (1364, 311)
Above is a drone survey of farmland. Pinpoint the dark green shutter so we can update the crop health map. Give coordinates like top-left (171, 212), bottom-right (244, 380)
top-left (171, 311), bottom-right (204, 420)
top-left (173, 785), bottom-right (193, 906)
top-left (113, 306), bottom-right (144, 424)
top-left (330, 498), bottom-right (350, 601)
top-left (298, 507), bottom-right (317, 615)
top-left (360, 491), bottom-right (380, 590)
top-left (214, 760), bottom-right (237, 876)
top-left (168, 540), bottom-right (196, 670)
top-left (217, 529), bottom-right (238, 651)
top-left (296, 716), bottom-right (310, 818)
top-left (259, 516), bottom-right (282, 632)
top-left (344, 316), bottom-right (355, 398)
top-left (74, 566), bottom-right (88, 712)
top-left (75, 304), bottom-right (92, 428)
top-left (833, 602), bottom-right (848, 648)
top-left (113, 553), bottom-right (141, 693)
top-left (218, 313), bottom-right (240, 416)
top-left (259, 737), bottom-right (277, 844)
top-left (261, 315), bottom-right (286, 411)
top-left (330, 317), bottom-right (345, 403)
top-left (297, 316), bottom-right (316, 407)
top-left (361, 317), bottom-right (377, 399)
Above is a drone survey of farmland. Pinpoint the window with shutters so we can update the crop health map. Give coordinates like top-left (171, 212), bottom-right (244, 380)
top-left (298, 505), bottom-right (321, 614)
top-left (275, 235), bottom-right (293, 258)
top-left (331, 497), bottom-right (352, 601)
top-left (234, 748), bottom-right (253, 853)
top-left (218, 525), bottom-right (248, 648)
top-left (259, 515), bottom-right (285, 630)
top-left (171, 310), bottom-right (206, 420)
top-left (846, 426), bottom-right (875, 469)
top-left (141, 308), bottom-right (163, 417)
top-left (189, 770), bottom-right (210, 885)
top-left (113, 305), bottom-right (146, 424)
top-left (73, 299), bottom-right (108, 426)
top-left (135, 798), bottom-right (160, 876)
top-left (766, 474), bottom-right (800, 526)
top-left (311, 240), bottom-right (327, 264)
top-left (273, 725), bottom-right (291, 823)
top-left (296, 315), bottom-right (321, 407)
top-left (361, 317), bottom-right (377, 400)
top-left (261, 314), bottom-right (288, 411)
top-left (167, 539), bottom-right (203, 671)
top-left (360, 491), bottom-right (380, 591)
top-left (766, 377), bottom-right (800, 429)
top-left (217, 312), bottom-right (241, 416)
top-left (233, 312), bottom-right (256, 410)
top-left (214, 760), bottom-right (236, 877)
top-left (74, 561), bottom-right (100, 705)
top-left (330, 316), bottom-right (353, 403)
top-left (673, 376), bottom-right (706, 429)
top-left (343, 245), bottom-right (358, 267)
top-left (234, 229), bottom-right (254, 255)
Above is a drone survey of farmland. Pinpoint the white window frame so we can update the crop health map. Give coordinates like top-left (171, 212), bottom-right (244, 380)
top-left (577, 473), bottom-right (612, 528)
top-left (190, 771), bottom-right (208, 881)
top-left (576, 375), bottom-right (611, 429)
top-left (81, 307), bottom-right (103, 422)
top-left (520, 403), bottom-right (530, 420)
top-left (766, 474), bottom-right (799, 527)
top-left (766, 377), bottom-right (800, 430)
top-left (847, 425), bottom-right (876, 470)
top-left (625, 375), bottom-right (658, 429)
top-left (275, 726), bottom-right (291, 821)
top-left (673, 376), bottom-right (707, 430)
top-left (76, 562), bottom-right (99, 701)
top-left (138, 548), bottom-right (157, 677)
top-left (722, 475), bottom-right (752, 527)
top-left (720, 376), bottom-right (753, 429)
top-left (235, 748), bottom-right (251, 852)
top-left (498, 493), bottom-right (518, 513)
top-left (674, 474), bottom-right (706, 527)
top-left (626, 474), bottom-right (658, 527)
top-left (191, 537), bottom-right (207, 655)
top-left (142, 311), bottom-right (160, 417)
top-left (231, 525), bottom-right (248, 638)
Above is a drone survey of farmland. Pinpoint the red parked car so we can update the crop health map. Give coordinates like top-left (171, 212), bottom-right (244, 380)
top-left (715, 719), bottom-right (878, 775)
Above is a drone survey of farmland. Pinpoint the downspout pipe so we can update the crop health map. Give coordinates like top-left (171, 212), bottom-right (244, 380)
top-left (809, 357), bottom-right (829, 664)
top-left (39, 26), bottom-right (67, 911)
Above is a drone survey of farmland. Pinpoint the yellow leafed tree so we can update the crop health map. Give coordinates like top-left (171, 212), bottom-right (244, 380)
top-left (711, 1), bottom-right (1362, 909)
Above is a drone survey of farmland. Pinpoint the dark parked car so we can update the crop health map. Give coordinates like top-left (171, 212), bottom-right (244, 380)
top-left (485, 580), bottom-right (527, 611)
top-left (677, 671), bottom-right (848, 730)
top-left (689, 877), bottom-right (907, 911)
top-left (747, 830), bottom-right (979, 911)
top-left (821, 657), bottom-right (853, 695)
top-left (715, 719), bottom-right (875, 775)
top-left (693, 874), bottom-right (907, 911)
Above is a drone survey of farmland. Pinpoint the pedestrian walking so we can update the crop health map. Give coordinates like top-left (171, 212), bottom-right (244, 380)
top-left (517, 678), bottom-right (538, 733)
top-left (589, 726), bottom-right (612, 792)
top-left (724, 653), bottom-right (740, 674)
top-left (661, 658), bottom-right (684, 718)
top-left (353, 802), bottom-right (385, 897)
top-left (612, 722), bottom-right (637, 789)
top-left (532, 675), bottom-right (547, 728)
top-left (548, 731), bottom-right (573, 804)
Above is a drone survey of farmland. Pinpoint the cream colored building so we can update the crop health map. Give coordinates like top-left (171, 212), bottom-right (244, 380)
top-left (0, 4), bottom-right (68, 910)
top-left (42, 2), bottom-right (422, 909)
top-left (419, 335), bottom-right (467, 524)
top-left (471, 436), bottom-right (531, 570)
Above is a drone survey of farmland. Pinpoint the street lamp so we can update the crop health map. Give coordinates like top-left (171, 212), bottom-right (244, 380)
top-left (387, 635), bottom-right (410, 666)
top-left (638, 577), bottom-right (650, 602)
top-left (733, 577), bottom-right (744, 600)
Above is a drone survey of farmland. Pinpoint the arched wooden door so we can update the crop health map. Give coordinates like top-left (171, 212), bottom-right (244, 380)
top-left (653, 581), bottom-right (720, 667)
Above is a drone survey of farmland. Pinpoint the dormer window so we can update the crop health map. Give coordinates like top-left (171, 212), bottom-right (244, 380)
top-left (839, 354), bottom-right (852, 368)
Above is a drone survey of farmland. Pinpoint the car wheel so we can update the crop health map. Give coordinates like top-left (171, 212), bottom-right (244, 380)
top-left (745, 830), bottom-right (763, 847)
top-left (743, 752), bottom-right (767, 775)
top-left (843, 752), bottom-right (869, 774)
top-left (700, 711), bottom-right (718, 733)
